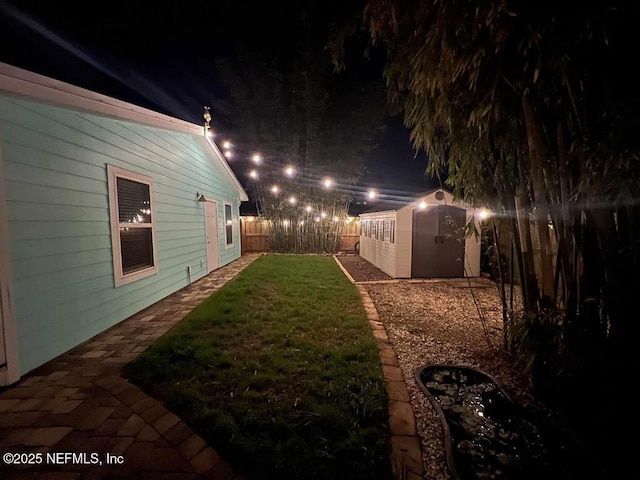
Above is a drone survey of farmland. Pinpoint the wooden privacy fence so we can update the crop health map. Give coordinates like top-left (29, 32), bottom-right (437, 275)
top-left (240, 217), bottom-right (360, 253)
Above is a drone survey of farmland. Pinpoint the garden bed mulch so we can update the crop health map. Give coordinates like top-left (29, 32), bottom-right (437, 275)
top-left (334, 253), bottom-right (536, 480)
top-left (334, 253), bottom-right (393, 282)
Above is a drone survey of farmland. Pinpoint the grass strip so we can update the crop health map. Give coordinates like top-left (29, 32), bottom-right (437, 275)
top-left (124, 254), bottom-right (393, 480)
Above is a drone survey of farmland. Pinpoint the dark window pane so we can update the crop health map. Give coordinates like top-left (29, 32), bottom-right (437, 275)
top-left (117, 177), bottom-right (151, 224)
top-left (225, 204), bottom-right (233, 245)
top-left (120, 228), bottom-right (154, 274)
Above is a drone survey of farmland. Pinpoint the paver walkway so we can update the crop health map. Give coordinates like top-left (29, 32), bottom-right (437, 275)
top-left (0, 253), bottom-right (261, 479)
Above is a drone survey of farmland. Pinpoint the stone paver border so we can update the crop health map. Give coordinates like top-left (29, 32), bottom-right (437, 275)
top-left (0, 253), bottom-right (262, 479)
top-left (333, 255), bottom-right (425, 480)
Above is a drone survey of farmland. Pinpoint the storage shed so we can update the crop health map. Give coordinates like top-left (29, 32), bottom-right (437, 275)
top-left (359, 189), bottom-right (481, 278)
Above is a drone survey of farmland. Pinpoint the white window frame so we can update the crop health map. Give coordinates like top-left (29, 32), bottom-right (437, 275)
top-left (107, 165), bottom-right (158, 287)
top-left (224, 201), bottom-right (234, 248)
top-left (383, 220), bottom-right (391, 242)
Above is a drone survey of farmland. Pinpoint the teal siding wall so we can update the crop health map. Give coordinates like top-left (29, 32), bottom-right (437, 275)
top-left (0, 96), bottom-right (243, 375)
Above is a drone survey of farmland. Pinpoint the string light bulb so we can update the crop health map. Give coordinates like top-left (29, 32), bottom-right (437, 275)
top-left (223, 140), bottom-right (232, 149)
top-left (288, 196), bottom-right (297, 205)
top-left (270, 185), bottom-right (280, 194)
top-left (252, 154), bottom-right (262, 164)
top-left (249, 170), bottom-right (258, 179)
top-left (322, 178), bottom-right (333, 189)
top-left (478, 208), bottom-right (491, 220)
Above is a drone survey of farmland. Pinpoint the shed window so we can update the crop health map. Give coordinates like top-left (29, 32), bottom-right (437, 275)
top-left (225, 203), bottom-right (233, 246)
top-left (383, 220), bottom-right (391, 242)
top-left (390, 220), bottom-right (396, 244)
top-left (108, 165), bottom-right (158, 287)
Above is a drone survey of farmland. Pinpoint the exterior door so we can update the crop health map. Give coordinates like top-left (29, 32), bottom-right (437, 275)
top-left (411, 208), bottom-right (440, 277)
top-left (437, 205), bottom-right (466, 277)
top-left (204, 201), bottom-right (220, 273)
top-left (412, 205), bottom-right (466, 277)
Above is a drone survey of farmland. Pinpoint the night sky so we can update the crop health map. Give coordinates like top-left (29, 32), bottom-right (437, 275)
top-left (0, 0), bottom-right (437, 209)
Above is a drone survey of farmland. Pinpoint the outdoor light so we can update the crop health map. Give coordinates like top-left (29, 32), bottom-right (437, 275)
top-left (320, 212), bottom-right (327, 219)
top-left (270, 185), bottom-right (280, 194)
top-left (283, 219), bottom-right (290, 227)
top-left (419, 201), bottom-right (427, 209)
top-left (288, 196), bottom-right (297, 205)
top-left (315, 217), bottom-right (320, 222)
top-left (305, 205), bottom-right (313, 213)
top-left (322, 178), bottom-right (333, 189)
top-left (223, 140), bottom-right (232, 149)
top-left (249, 169), bottom-right (258, 179)
top-left (252, 154), bottom-right (262, 164)
top-left (284, 166), bottom-right (295, 177)
top-left (368, 190), bottom-right (377, 199)
top-left (346, 217), bottom-right (353, 223)
top-left (224, 150), bottom-right (233, 159)
top-left (478, 208), bottom-right (491, 220)
top-left (333, 216), bottom-right (339, 222)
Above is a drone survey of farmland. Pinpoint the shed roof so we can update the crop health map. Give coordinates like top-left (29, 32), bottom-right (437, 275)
top-left (360, 188), bottom-right (473, 216)
top-left (0, 62), bottom-right (248, 201)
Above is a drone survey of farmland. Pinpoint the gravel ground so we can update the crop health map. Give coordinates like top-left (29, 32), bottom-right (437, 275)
top-left (335, 255), bottom-right (532, 480)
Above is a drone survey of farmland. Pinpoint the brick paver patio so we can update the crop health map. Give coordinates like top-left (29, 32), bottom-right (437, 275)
top-left (0, 253), bottom-right (261, 479)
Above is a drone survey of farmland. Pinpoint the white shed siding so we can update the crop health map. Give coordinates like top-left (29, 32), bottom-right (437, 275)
top-left (395, 207), bottom-right (413, 278)
top-left (360, 189), bottom-right (482, 278)
top-left (359, 211), bottom-right (397, 278)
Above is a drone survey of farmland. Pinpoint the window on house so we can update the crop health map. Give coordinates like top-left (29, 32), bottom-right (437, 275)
top-left (383, 220), bottom-right (391, 242)
top-left (108, 165), bottom-right (157, 287)
top-left (390, 220), bottom-right (396, 244)
top-left (225, 203), bottom-right (233, 246)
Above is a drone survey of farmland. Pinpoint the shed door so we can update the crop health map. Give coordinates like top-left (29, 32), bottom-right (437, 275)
top-left (411, 208), bottom-right (440, 277)
top-left (412, 205), bottom-right (466, 277)
top-left (204, 201), bottom-right (220, 273)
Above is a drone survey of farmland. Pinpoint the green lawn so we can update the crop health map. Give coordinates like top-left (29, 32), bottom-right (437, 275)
top-left (123, 255), bottom-right (393, 480)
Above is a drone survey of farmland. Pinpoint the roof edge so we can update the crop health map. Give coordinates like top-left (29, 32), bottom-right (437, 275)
top-left (201, 136), bottom-right (249, 202)
top-left (0, 62), bottom-right (203, 135)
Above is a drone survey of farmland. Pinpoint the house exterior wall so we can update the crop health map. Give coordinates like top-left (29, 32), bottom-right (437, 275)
top-left (0, 95), bottom-right (242, 375)
top-left (359, 211), bottom-right (397, 278)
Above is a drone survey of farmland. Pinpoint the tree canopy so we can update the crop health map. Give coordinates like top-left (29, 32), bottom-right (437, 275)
top-left (361, 1), bottom-right (640, 476)
top-left (208, 0), bottom-right (389, 251)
